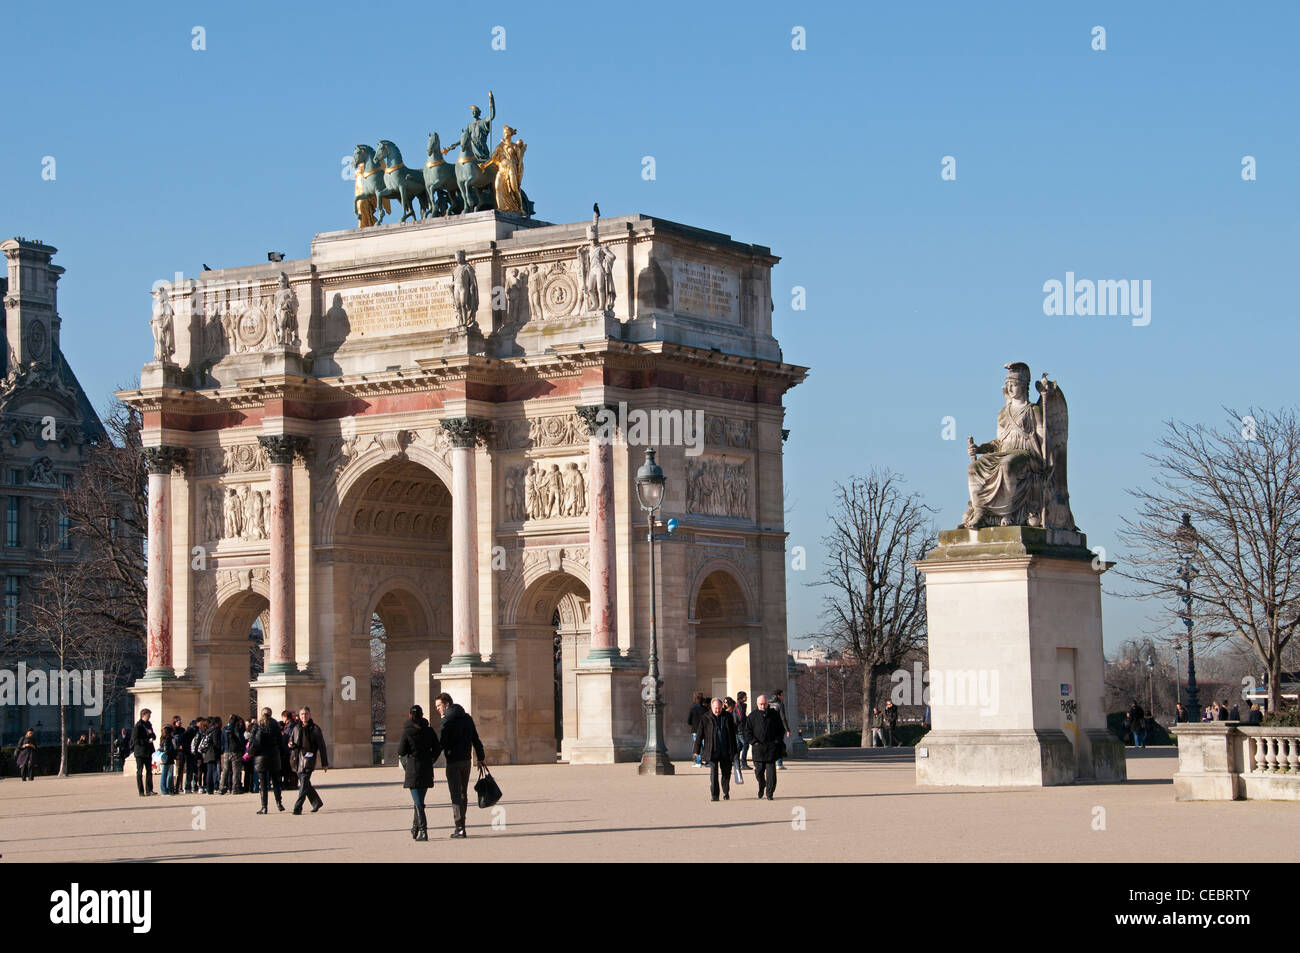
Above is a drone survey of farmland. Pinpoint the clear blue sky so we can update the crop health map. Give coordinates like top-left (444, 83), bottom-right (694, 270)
top-left (3, 1), bottom-right (1296, 653)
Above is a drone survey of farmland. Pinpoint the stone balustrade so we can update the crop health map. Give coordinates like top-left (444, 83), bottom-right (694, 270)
top-left (1171, 723), bottom-right (1300, 801)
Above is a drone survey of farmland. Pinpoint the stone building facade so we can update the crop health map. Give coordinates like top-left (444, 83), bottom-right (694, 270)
top-left (0, 238), bottom-right (117, 746)
top-left (124, 211), bottom-right (806, 766)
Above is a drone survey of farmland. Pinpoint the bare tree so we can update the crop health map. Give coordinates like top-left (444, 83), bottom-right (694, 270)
top-left (813, 469), bottom-right (935, 746)
top-left (12, 555), bottom-right (99, 776)
top-left (60, 394), bottom-right (147, 648)
top-left (1117, 407), bottom-right (1300, 712)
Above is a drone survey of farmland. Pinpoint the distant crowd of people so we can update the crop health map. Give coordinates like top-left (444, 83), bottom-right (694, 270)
top-left (126, 706), bottom-right (328, 814)
top-left (685, 689), bottom-right (790, 801)
top-left (124, 692), bottom-right (486, 839)
top-left (1173, 700), bottom-right (1264, 725)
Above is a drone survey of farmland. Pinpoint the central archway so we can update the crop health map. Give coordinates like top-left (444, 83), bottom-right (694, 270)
top-left (324, 457), bottom-right (453, 765)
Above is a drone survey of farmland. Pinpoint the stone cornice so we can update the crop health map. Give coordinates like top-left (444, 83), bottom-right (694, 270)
top-left (117, 340), bottom-right (806, 425)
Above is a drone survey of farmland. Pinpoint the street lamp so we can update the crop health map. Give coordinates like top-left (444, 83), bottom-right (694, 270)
top-left (1172, 638), bottom-right (1182, 711)
top-left (1175, 513), bottom-right (1201, 716)
top-left (1146, 656), bottom-right (1155, 722)
top-left (635, 449), bottom-right (674, 776)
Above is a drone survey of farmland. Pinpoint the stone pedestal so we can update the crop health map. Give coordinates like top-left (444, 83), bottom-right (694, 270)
top-left (1170, 723), bottom-right (1243, 800)
top-left (251, 672), bottom-right (324, 726)
top-left (563, 656), bottom-right (644, 763)
top-left (443, 325), bottom-right (486, 356)
top-left (915, 526), bottom-right (1126, 787)
top-left (436, 664), bottom-right (509, 763)
top-left (141, 361), bottom-right (183, 388)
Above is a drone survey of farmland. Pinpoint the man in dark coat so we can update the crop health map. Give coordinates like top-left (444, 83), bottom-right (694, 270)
top-left (693, 698), bottom-right (738, 801)
top-left (1127, 701), bottom-right (1148, 748)
top-left (288, 707), bottom-right (329, 814)
top-left (398, 704), bottom-right (441, 841)
top-left (434, 693), bottom-right (485, 838)
top-left (883, 700), bottom-right (900, 747)
top-left (131, 709), bottom-right (157, 797)
top-left (745, 694), bottom-right (786, 800)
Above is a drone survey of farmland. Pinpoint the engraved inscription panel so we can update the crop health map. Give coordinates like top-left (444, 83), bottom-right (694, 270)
top-left (338, 279), bottom-right (456, 337)
top-left (673, 259), bottom-right (739, 323)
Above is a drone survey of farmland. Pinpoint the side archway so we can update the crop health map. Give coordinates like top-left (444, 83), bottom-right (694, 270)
top-left (691, 567), bottom-right (759, 705)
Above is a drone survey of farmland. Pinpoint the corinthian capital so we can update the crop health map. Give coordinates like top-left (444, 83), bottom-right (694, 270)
top-left (258, 434), bottom-right (312, 466)
top-left (440, 416), bottom-right (493, 449)
top-left (142, 445), bottom-right (189, 475)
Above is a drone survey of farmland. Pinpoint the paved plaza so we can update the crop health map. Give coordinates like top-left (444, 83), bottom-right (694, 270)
top-left (1, 748), bottom-right (1293, 863)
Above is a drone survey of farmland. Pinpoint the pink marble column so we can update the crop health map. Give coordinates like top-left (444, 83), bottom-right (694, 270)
top-left (578, 404), bottom-right (619, 659)
top-left (442, 417), bottom-right (489, 664)
top-left (259, 435), bottom-right (307, 674)
top-left (142, 446), bottom-right (185, 676)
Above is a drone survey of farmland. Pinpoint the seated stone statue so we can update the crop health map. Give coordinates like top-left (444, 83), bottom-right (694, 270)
top-left (961, 361), bottom-right (1075, 531)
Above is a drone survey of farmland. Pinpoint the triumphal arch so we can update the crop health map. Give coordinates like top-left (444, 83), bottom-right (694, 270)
top-left (125, 208), bottom-right (806, 766)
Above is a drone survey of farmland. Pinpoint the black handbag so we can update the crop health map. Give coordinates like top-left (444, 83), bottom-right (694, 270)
top-left (474, 765), bottom-right (502, 809)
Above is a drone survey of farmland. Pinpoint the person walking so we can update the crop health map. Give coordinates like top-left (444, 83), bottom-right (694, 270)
top-left (289, 707), bottom-right (328, 814)
top-left (1174, 703), bottom-right (1189, 724)
top-left (16, 729), bottom-right (37, 781)
top-left (883, 700), bottom-right (900, 747)
top-left (870, 707), bottom-right (885, 747)
top-left (687, 691), bottom-right (707, 767)
top-left (220, 715), bottom-right (245, 795)
top-left (434, 693), bottom-right (484, 838)
top-left (249, 709), bottom-right (286, 814)
top-left (398, 704), bottom-right (440, 841)
top-left (770, 690), bottom-right (791, 768)
top-left (694, 698), bottom-right (738, 801)
top-left (131, 709), bottom-right (157, 797)
top-left (1229, 702), bottom-right (1240, 721)
top-left (1127, 701), bottom-right (1147, 748)
top-left (745, 694), bottom-right (786, 800)
top-left (734, 691), bottom-right (750, 771)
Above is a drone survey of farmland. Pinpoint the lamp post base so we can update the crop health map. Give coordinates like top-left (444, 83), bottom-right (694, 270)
top-left (637, 749), bottom-right (675, 775)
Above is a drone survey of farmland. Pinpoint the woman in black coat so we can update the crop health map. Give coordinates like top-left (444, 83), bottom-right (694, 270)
top-left (15, 729), bottom-right (37, 781)
top-left (398, 705), bottom-right (441, 841)
top-left (250, 709), bottom-right (285, 814)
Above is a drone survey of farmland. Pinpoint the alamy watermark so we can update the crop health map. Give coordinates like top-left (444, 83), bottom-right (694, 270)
top-left (891, 662), bottom-right (1000, 716)
top-left (589, 401), bottom-right (704, 457)
top-left (0, 664), bottom-right (104, 716)
top-left (1042, 272), bottom-right (1151, 327)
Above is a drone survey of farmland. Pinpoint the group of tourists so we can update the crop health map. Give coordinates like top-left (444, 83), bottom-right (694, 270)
top-left (1172, 700), bottom-right (1264, 724)
top-left (686, 690), bottom-right (791, 802)
top-left (128, 706), bottom-right (328, 814)
top-left (125, 692), bottom-right (486, 839)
